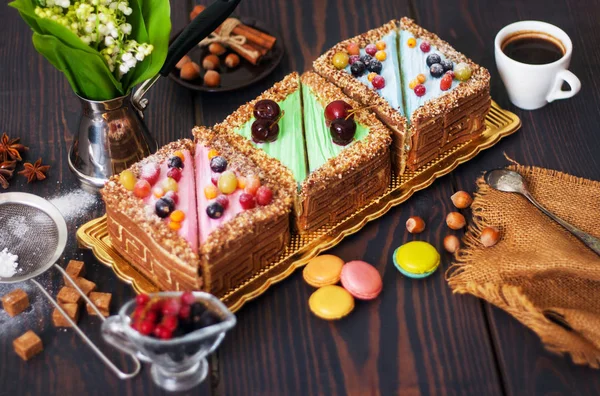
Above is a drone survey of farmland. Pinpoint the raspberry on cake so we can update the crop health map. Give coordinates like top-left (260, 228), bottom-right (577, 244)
top-left (213, 72), bottom-right (392, 232)
top-left (102, 135), bottom-right (295, 297)
top-left (313, 18), bottom-right (491, 173)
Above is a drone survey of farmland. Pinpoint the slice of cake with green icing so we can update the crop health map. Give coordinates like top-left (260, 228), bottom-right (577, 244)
top-left (214, 73), bottom-right (307, 185)
top-left (297, 71), bottom-right (392, 231)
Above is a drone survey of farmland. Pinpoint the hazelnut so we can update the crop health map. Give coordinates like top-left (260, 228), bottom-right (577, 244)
top-left (225, 53), bottom-right (240, 68)
top-left (204, 70), bottom-right (221, 87)
top-left (208, 43), bottom-right (227, 56)
top-left (406, 216), bottom-right (425, 234)
top-left (176, 55), bottom-right (191, 69)
top-left (451, 191), bottom-right (473, 209)
top-left (443, 235), bottom-right (460, 253)
top-left (179, 62), bottom-right (200, 80)
top-left (202, 54), bottom-right (220, 70)
top-left (446, 212), bottom-right (466, 230)
top-left (480, 227), bottom-right (501, 247)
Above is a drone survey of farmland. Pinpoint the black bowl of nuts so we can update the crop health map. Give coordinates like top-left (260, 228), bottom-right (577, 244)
top-left (169, 15), bottom-right (284, 93)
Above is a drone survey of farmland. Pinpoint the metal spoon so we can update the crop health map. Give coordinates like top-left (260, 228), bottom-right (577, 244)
top-left (485, 169), bottom-right (600, 256)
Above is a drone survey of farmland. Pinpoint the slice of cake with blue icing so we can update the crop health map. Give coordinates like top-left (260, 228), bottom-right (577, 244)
top-left (398, 17), bottom-right (491, 169)
top-left (214, 72), bottom-right (392, 232)
top-left (313, 21), bottom-right (409, 175)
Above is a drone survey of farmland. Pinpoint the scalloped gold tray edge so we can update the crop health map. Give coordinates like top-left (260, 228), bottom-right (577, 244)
top-left (77, 101), bottom-right (520, 312)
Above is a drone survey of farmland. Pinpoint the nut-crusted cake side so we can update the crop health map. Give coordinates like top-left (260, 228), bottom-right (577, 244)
top-left (213, 72), bottom-right (300, 133)
top-left (313, 21), bottom-right (408, 175)
top-left (102, 139), bottom-right (202, 291)
top-left (193, 126), bottom-right (295, 297)
top-left (298, 71), bottom-right (392, 231)
top-left (400, 17), bottom-right (491, 170)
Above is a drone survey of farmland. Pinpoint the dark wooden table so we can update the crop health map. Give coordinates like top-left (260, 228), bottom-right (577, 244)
top-left (2, 0), bottom-right (600, 394)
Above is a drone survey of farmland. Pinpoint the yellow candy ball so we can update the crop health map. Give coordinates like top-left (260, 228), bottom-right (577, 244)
top-left (367, 72), bottom-right (377, 82)
top-left (162, 177), bottom-right (178, 192)
top-left (204, 184), bottom-right (218, 199)
top-left (409, 79), bottom-right (418, 90)
top-left (207, 149), bottom-right (219, 160)
top-left (119, 170), bottom-right (136, 191)
top-left (407, 37), bottom-right (417, 48)
top-left (168, 221), bottom-right (182, 231)
top-left (218, 170), bottom-right (238, 194)
top-left (173, 151), bottom-right (185, 162)
top-left (417, 73), bottom-right (426, 83)
top-left (170, 210), bottom-right (186, 222)
top-left (376, 40), bottom-right (386, 50)
top-left (332, 52), bottom-right (350, 70)
top-left (375, 50), bottom-right (387, 61)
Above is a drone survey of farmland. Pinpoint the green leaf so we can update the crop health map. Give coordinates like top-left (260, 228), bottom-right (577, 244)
top-left (32, 33), bottom-right (124, 100)
top-left (121, 0), bottom-right (171, 92)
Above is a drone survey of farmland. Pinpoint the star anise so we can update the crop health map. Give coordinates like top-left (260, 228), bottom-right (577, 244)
top-left (0, 133), bottom-right (27, 162)
top-left (0, 159), bottom-right (16, 189)
top-left (18, 158), bottom-right (50, 183)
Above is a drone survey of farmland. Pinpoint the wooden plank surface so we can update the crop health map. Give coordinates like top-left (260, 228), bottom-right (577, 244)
top-left (0, 0), bottom-right (598, 394)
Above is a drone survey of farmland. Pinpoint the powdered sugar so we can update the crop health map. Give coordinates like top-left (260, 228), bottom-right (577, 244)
top-left (49, 189), bottom-right (99, 221)
top-left (0, 248), bottom-right (19, 278)
top-left (6, 216), bottom-right (28, 238)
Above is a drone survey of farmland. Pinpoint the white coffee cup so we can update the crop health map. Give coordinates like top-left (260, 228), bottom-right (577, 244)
top-left (494, 21), bottom-right (581, 110)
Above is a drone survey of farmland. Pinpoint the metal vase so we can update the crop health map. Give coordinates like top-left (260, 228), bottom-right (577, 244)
top-left (68, 94), bottom-right (157, 192)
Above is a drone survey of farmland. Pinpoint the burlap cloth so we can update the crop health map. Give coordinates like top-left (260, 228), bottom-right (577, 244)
top-left (446, 163), bottom-right (600, 368)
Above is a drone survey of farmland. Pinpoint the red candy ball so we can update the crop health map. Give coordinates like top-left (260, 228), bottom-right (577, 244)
top-left (440, 75), bottom-right (452, 91)
top-left (365, 43), bottom-right (377, 56)
top-left (256, 186), bottom-right (273, 206)
top-left (372, 75), bottom-right (386, 90)
top-left (133, 179), bottom-right (151, 198)
top-left (167, 167), bottom-right (182, 182)
top-left (420, 41), bottom-right (431, 53)
top-left (164, 191), bottom-right (179, 205)
top-left (216, 195), bottom-right (229, 209)
top-left (239, 193), bottom-right (257, 210)
top-left (414, 84), bottom-right (426, 97)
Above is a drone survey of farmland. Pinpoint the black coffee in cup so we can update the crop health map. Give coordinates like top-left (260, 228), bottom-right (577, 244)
top-left (501, 31), bottom-right (565, 65)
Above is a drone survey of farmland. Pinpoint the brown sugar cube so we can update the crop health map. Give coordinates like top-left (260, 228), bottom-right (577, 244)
top-left (2, 289), bottom-right (30, 317)
top-left (13, 330), bottom-right (43, 361)
top-left (52, 303), bottom-right (80, 327)
top-left (64, 260), bottom-right (86, 283)
top-left (72, 277), bottom-right (96, 296)
top-left (57, 287), bottom-right (82, 305)
top-left (86, 292), bottom-right (112, 317)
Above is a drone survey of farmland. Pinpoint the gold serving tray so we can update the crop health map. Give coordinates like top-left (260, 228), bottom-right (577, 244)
top-left (78, 101), bottom-right (520, 313)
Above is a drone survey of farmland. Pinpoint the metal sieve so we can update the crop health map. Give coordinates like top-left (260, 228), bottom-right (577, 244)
top-left (0, 192), bottom-right (140, 379)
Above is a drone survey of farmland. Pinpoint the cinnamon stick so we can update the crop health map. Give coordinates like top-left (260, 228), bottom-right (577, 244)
top-left (191, 5), bottom-right (277, 50)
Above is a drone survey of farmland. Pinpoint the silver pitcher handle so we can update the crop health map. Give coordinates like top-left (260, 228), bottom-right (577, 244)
top-left (131, 74), bottom-right (161, 117)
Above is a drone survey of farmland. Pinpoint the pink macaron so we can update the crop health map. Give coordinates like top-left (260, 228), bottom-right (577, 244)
top-left (340, 260), bottom-right (383, 300)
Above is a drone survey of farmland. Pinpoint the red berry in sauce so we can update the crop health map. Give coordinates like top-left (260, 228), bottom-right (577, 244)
top-left (140, 162), bottom-right (160, 185)
top-left (420, 41), bottom-right (431, 53)
top-left (145, 311), bottom-right (158, 324)
top-left (414, 84), bottom-right (426, 97)
top-left (440, 75), bottom-right (452, 91)
top-left (162, 315), bottom-right (178, 332)
top-left (139, 320), bottom-right (155, 336)
top-left (167, 167), bottom-right (182, 182)
top-left (133, 179), bottom-right (151, 198)
top-left (216, 195), bottom-right (229, 210)
top-left (372, 75), bottom-right (385, 89)
top-left (153, 324), bottom-right (173, 340)
top-left (136, 294), bottom-right (150, 306)
top-left (256, 186), bottom-right (273, 206)
top-left (179, 304), bottom-right (191, 319)
top-left (162, 298), bottom-right (181, 317)
top-left (181, 291), bottom-right (195, 306)
top-left (239, 193), bottom-right (257, 210)
top-left (365, 43), bottom-right (377, 56)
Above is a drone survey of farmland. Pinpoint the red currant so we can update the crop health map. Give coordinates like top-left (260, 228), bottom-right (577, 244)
top-left (162, 298), bottom-right (180, 317)
top-left (133, 305), bottom-right (145, 319)
top-left (239, 193), bottom-right (257, 210)
top-left (372, 75), bottom-right (386, 90)
top-left (365, 43), bottom-right (377, 56)
top-left (216, 195), bottom-right (229, 209)
top-left (153, 324), bottom-right (173, 340)
top-left (414, 84), bottom-right (426, 97)
top-left (445, 70), bottom-right (455, 79)
top-left (256, 186), bottom-right (273, 206)
top-left (420, 41), bottom-right (431, 53)
top-left (162, 315), bottom-right (178, 332)
top-left (440, 75), bottom-right (452, 91)
top-left (150, 300), bottom-right (164, 312)
top-left (179, 304), bottom-right (191, 319)
top-left (167, 167), bottom-right (182, 182)
top-left (133, 179), bottom-right (151, 198)
top-left (138, 320), bottom-right (155, 336)
top-left (145, 311), bottom-right (158, 324)
top-left (181, 291), bottom-right (195, 306)
top-left (136, 294), bottom-right (150, 306)
top-left (140, 162), bottom-right (160, 185)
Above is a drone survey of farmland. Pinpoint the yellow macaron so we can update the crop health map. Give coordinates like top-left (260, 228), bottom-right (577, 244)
top-left (393, 241), bottom-right (440, 278)
top-left (308, 285), bottom-right (355, 320)
top-left (302, 254), bottom-right (344, 287)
